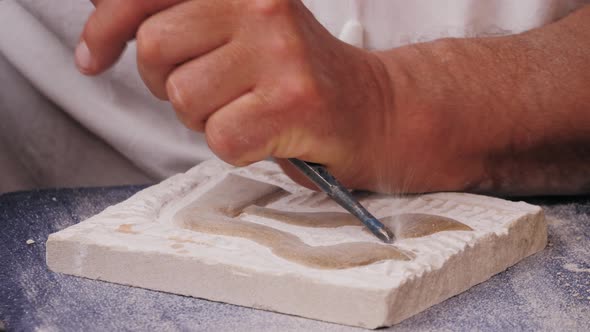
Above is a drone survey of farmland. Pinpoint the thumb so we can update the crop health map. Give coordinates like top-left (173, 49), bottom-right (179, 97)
top-left (275, 158), bottom-right (320, 191)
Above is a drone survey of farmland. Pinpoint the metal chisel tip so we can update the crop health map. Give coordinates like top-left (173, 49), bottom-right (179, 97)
top-left (287, 158), bottom-right (397, 244)
top-left (373, 222), bottom-right (395, 244)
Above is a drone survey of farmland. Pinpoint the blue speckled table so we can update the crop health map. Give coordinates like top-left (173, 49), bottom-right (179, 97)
top-left (1, 187), bottom-right (589, 331)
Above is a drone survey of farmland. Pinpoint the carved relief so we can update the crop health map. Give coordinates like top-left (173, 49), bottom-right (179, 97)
top-left (46, 160), bottom-right (547, 328)
top-left (174, 174), bottom-right (473, 269)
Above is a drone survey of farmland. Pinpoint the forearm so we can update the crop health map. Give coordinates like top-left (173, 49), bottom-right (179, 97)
top-left (375, 5), bottom-right (590, 196)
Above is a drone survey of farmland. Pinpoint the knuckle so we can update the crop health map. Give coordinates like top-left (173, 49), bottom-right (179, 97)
top-left (247, 0), bottom-right (291, 17)
top-left (268, 34), bottom-right (304, 59)
top-left (278, 75), bottom-right (321, 108)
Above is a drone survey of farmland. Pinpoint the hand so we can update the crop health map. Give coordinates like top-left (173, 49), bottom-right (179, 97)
top-left (79, 1), bottom-right (590, 196)
top-left (77, 0), bottom-right (396, 191)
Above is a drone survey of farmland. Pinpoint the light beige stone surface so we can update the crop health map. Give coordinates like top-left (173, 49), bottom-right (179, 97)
top-left (46, 160), bottom-right (547, 329)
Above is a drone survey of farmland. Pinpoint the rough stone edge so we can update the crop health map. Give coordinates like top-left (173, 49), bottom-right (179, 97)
top-left (46, 238), bottom-right (389, 329)
top-left (382, 209), bottom-right (547, 327)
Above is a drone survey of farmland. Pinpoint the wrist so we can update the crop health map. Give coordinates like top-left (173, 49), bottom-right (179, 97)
top-left (372, 40), bottom-right (495, 193)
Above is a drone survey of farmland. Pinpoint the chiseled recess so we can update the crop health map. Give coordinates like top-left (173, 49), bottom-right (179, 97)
top-left (173, 173), bottom-right (474, 269)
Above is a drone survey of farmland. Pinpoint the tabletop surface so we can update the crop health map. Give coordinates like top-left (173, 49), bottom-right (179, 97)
top-left (1, 186), bottom-right (589, 331)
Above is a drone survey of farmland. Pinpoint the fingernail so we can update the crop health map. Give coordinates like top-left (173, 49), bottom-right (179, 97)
top-left (167, 80), bottom-right (185, 109)
top-left (75, 40), bottom-right (94, 73)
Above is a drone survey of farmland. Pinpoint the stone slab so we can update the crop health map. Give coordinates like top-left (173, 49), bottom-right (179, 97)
top-left (46, 160), bottom-right (547, 329)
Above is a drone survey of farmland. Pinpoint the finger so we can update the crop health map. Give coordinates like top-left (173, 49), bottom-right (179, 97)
top-left (204, 87), bottom-right (328, 167)
top-left (77, 0), bottom-right (184, 75)
top-left (274, 158), bottom-right (320, 191)
top-left (205, 89), bottom-right (365, 189)
top-left (164, 42), bottom-right (258, 129)
top-left (204, 91), bottom-right (285, 166)
top-left (137, 61), bottom-right (172, 100)
top-left (137, 2), bottom-right (241, 100)
top-left (136, 0), bottom-right (237, 67)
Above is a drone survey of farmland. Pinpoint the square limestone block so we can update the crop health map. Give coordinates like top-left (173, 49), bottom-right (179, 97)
top-left (46, 160), bottom-right (547, 329)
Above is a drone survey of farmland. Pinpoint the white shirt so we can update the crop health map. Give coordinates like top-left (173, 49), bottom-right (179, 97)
top-left (304, 0), bottom-right (588, 49)
top-left (0, 0), bottom-right (588, 191)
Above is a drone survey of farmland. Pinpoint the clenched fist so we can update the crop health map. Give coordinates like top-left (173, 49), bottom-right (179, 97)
top-left (77, 0), bottom-right (397, 191)
top-left (77, 0), bottom-right (590, 195)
